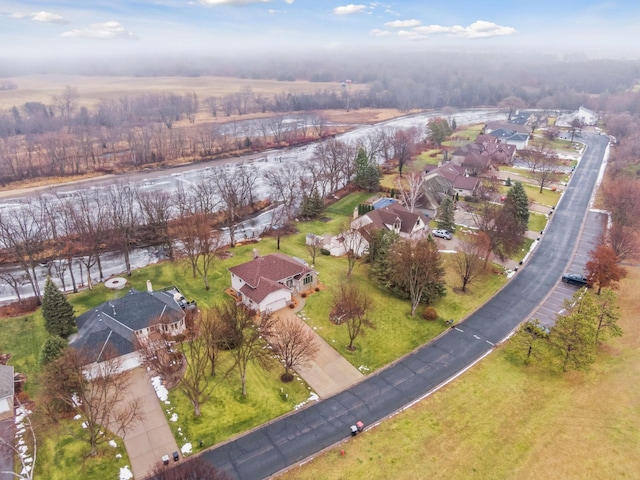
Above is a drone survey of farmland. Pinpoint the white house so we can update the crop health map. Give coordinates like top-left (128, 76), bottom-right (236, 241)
top-left (556, 106), bottom-right (599, 127)
top-left (228, 252), bottom-right (318, 313)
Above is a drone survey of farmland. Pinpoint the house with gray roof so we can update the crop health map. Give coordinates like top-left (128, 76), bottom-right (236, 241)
top-left (70, 284), bottom-right (193, 370)
top-left (228, 252), bottom-right (318, 313)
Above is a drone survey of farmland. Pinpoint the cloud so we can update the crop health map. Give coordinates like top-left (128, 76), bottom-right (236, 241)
top-left (384, 19), bottom-right (421, 28)
top-left (61, 21), bottom-right (137, 40)
top-left (284, 0), bottom-right (295, 4)
top-left (333, 4), bottom-right (367, 15)
top-left (413, 20), bottom-right (516, 38)
top-left (199, 0), bottom-right (270, 4)
top-left (370, 29), bottom-right (391, 37)
top-left (10, 11), bottom-right (68, 24)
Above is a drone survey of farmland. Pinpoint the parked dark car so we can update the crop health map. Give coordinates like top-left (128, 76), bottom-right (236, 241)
top-left (562, 273), bottom-right (588, 286)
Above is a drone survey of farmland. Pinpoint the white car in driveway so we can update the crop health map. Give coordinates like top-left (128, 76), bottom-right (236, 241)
top-left (432, 229), bottom-right (452, 240)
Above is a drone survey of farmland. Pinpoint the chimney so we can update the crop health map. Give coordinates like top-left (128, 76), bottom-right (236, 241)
top-left (252, 248), bottom-right (260, 259)
top-left (146, 279), bottom-right (153, 292)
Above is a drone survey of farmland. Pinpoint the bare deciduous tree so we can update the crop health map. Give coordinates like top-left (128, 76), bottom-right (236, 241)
top-left (148, 455), bottom-right (230, 480)
top-left (41, 347), bottom-right (141, 456)
top-left (453, 234), bottom-right (486, 293)
top-left (220, 300), bottom-right (277, 396)
top-left (395, 170), bottom-right (424, 213)
top-left (330, 281), bottom-right (373, 351)
top-left (177, 319), bottom-right (214, 417)
top-left (267, 316), bottom-right (319, 381)
top-left (389, 237), bottom-right (446, 316)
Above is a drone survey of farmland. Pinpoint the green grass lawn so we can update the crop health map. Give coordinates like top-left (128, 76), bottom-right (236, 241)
top-left (528, 212), bottom-right (548, 233)
top-left (164, 352), bottom-right (313, 453)
top-left (279, 266), bottom-right (640, 480)
top-left (499, 183), bottom-right (561, 208)
top-left (35, 419), bottom-right (130, 480)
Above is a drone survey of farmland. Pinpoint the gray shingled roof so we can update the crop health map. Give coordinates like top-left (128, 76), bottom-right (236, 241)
top-left (71, 287), bottom-right (185, 363)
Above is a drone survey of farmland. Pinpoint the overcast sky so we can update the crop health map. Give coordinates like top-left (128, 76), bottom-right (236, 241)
top-left (1, 0), bottom-right (638, 62)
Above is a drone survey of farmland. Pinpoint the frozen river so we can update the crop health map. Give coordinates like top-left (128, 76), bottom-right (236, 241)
top-left (0, 108), bottom-right (503, 304)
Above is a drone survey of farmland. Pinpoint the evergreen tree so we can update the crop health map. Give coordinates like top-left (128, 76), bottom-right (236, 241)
top-left (302, 189), bottom-right (324, 218)
top-left (368, 229), bottom-right (399, 285)
top-left (451, 118), bottom-right (457, 130)
top-left (41, 277), bottom-right (76, 338)
top-left (353, 148), bottom-right (381, 191)
top-left (437, 196), bottom-right (456, 232)
top-left (505, 181), bottom-right (529, 234)
top-left (40, 336), bottom-right (68, 365)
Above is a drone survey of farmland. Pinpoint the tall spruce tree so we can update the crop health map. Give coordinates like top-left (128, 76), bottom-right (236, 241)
top-left (42, 277), bottom-right (76, 338)
top-left (437, 196), bottom-right (456, 232)
top-left (353, 147), bottom-right (381, 191)
top-left (505, 181), bottom-right (529, 234)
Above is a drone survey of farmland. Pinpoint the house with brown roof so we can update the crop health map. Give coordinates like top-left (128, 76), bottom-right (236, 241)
top-left (346, 203), bottom-right (427, 255)
top-left (420, 163), bottom-right (480, 209)
top-left (228, 252), bottom-right (318, 313)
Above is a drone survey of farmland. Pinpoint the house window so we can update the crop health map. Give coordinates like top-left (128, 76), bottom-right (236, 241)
top-left (303, 275), bottom-right (313, 285)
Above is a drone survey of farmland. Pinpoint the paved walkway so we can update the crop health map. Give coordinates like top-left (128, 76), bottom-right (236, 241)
top-left (274, 295), bottom-right (363, 399)
top-left (117, 368), bottom-right (179, 479)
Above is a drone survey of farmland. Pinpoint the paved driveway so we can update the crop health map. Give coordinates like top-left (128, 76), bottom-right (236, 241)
top-left (275, 300), bottom-right (363, 398)
top-left (119, 368), bottom-right (179, 479)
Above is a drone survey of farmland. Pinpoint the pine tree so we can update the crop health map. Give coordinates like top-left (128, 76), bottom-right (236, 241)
top-left (302, 189), bottom-right (324, 218)
top-left (41, 277), bottom-right (76, 338)
top-left (505, 181), bottom-right (529, 234)
top-left (40, 336), bottom-right (68, 365)
top-left (353, 148), bottom-right (381, 191)
top-left (437, 196), bottom-right (456, 232)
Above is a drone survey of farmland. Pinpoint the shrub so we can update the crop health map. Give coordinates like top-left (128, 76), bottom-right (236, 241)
top-left (320, 248), bottom-right (330, 256)
top-left (422, 307), bottom-right (438, 321)
top-left (301, 292), bottom-right (307, 298)
top-left (464, 195), bottom-right (479, 203)
top-left (315, 287), bottom-right (320, 292)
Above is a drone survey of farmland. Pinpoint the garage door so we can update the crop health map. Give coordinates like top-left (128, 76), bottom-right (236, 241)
top-left (264, 298), bottom-right (288, 312)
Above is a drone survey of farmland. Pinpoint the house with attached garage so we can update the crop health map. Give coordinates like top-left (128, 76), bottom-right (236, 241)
top-left (70, 283), bottom-right (195, 372)
top-left (228, 251), bottom-right (318, 313)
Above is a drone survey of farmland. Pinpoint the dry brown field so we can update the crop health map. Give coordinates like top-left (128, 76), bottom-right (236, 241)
top-left (0, 74), bottom-right (367, 111)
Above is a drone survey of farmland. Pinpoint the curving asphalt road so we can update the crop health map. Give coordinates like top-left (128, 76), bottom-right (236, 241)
top-left (201, 133), bottom-right (610, 480)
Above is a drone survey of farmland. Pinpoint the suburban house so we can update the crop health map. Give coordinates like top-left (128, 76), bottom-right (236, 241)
top-left (421, 163), bottom-right (480, 209)
top-left (228, 252), bottom-right (318, 313)
top-left (556, 106), bottom-right (599, 127)
top-left (0, 365), bottom-right (14, 416)
top-left (483, 121), bottom-right (531, 150)
top-left (70, 283), bottom-right (194, 371)
top-left (345, 202), bottom-right (428, 255)
top-left (451, 135), bottom-right (516, 172)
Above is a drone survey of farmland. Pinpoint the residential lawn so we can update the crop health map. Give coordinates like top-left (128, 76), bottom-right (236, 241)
top-left (164, 352), bottom-right (313, 452)
top-left (302, 254), bottom-right (508, 371)
top-left (500, 165), bottom-right (536, 181)
top-left (512, 238), bottom-right (535, 263)
top-left (279, 265), bottom-right (640, 480)
top-left (35, 418), bottom-right (130, 480)
top-left (325, 191), bottom-right (375, 217)
top-left (0, 313), bottom-right (48, 395)
top-left (530, 136), bottom-right (582, 155)
top-left (442, 124), bottom-right (484, 147)
top-left (499, 183), bottom-right (561, 207)
top-left (528, 212), bottom-right (548, 233)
